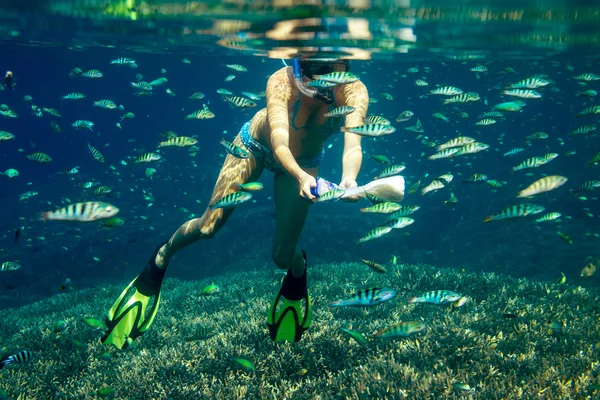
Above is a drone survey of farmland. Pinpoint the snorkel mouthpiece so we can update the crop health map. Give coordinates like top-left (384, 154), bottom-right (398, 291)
top-left (291, 57), bottom-right (334, 104)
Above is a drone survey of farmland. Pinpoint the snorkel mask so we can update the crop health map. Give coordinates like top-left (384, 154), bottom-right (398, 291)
top-left (291, 57), bottom-right (350, 104)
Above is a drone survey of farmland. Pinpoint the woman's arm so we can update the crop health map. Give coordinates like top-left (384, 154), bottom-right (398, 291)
top-left (266, 68), bottom-right (317, 199)
top-left (340, 80), bottom-right (369, 187)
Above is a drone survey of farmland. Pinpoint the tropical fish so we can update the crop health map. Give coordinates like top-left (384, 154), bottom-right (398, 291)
top-left (372, 322), bottom-right (426, 338)
top-left (0, 350), bottom-right (33, 370)
top-left (1, 262), bottom-right (21, 272)
top-left (134, 153), bottom-right (162, 163)
top-left (324, 105), bottom-right (355, 118)
top-left (220, 138), bottom-right (250, 158)
top-left (209, 191), bottom-right (252, 210)
top-left (328, 288), bottom-right (397, 307)
top-left (199, 284), bottom-right (220, 296)
top-left (483, 203), bottom-right (545, 222)
top-left (375, 165), bottom-right (406, 179)
top-left (517, 176), bottom-right (568, 198)
top-left (222, 95), bottom-right (256, 108)
top-left (340, 328), bottom-right (368, 343)
top-left (238, 182), bottom-right (263, 191)
top-left (378, 217), bottom-right (414, 230)
top-left (88, 143), bottom-right (104, 163)
top-left (360, 202), bottom-right (401, 214)
top-left (313, 71), bottom-right (360, 84)
top-left (421, 179), bottom-right (445, 196)
top-left (341, 124), bottom-right (395, 137)
top-left (365, 115), bottom-right (391, 125)
top-left (158, 137), bottom-right (198, 148)
top-left (437, 137), bottom-right (475, 151)
top-left (40, 202), bottom-right (119, 222)
top-left (185, 326), bottom-right (217, 342)
top-left (317, 188), bottom-right (346, 202)
top-left (229, 357), bottom-right (255, 373)
top-left (408, 290), bottom-right (462, 305)
top-left (26, 152), bottom-right (52, 163)
top-left (357, 227), bottom-right (393, 243)
top-left (535, 212), bottom-right (562, 223)
top-left (360, 258), bottom-right (388, 272)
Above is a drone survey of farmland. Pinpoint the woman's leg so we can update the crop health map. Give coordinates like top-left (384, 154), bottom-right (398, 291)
top-left (271, 167), bottom-right (318, 277)
top-left (155, 132), bottom-right (264, 268)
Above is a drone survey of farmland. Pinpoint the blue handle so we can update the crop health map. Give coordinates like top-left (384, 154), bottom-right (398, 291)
top-left (291, 58), bottom-right (302, 79)
top-left (310, 186), bottom-right (319, 197)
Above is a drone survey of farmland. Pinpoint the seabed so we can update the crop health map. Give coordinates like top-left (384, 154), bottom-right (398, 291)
top-left (1, 261), bottom-right (599, 399)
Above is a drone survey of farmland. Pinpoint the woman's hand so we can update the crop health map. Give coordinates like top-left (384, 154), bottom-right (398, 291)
top-left (298, 173), bottom-right (317, 201)
top-left (339, 177), bottom-right (360, 202)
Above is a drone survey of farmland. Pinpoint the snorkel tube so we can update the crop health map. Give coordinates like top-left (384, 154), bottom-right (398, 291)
top-left (291, 58), bottom-right (334, 104)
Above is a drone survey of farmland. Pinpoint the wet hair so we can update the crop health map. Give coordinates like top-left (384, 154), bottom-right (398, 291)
top-left (300, 59), bottom-right (350, 79)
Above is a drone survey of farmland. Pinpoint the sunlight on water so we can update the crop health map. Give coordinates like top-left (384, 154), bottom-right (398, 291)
top-left (0, 0), bottom-right (599, 59)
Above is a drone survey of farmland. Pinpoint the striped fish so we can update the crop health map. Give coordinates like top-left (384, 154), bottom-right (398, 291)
top-left (72, 120), bottom-right (94, 131)
top-left (87, 143), bottom-right (104, 163)
top-left (372, 322), bottom-right (426, 339)
top-left (508, 77), bottom-right (552, 89)
top-left (378, 217), bottom-right (414, 230)
top-left (40, 202), bottom-right (119, 222)
top-left (62, 92), bottom-right (86, 100)
top-left (453, 142), bottom-right (489, 157)
top-left (475, 118), bottom-right (496, 126)
top-left (357, 227), bottom-right (392, 243)
top-left (573, 180), bottom-right (600, 194)
top-left (375, 165), bottom-right (406, 180)
top-left (570, 125), bottom-right (596, 136)
top-left (133, 153), bottom-right (162, 163)
top-left (185, 104), bottom-right (215, 120)
top-left (323, 105), bottom-right (355, 118)
top-left (443, 92), bottom-right (480, 104)
top-left (535, 212), bottom-right (562, 223)
top-left (464, 174), bottom-right (488, 183)
top-left (216, 88), bottom-right (233, 95)
top-left (503, 89), bottom-right (542, 99)
top-left (437, 136), bottom-right (475, 151)
top-left (26, 152), bottom-right (52, 163)
top-left (429, 86), bottom-right (463, 96)
top-left (483, 203), bottom-right (545, 222)
top-left (573, 73), bottom-right (600, 81)
top-left (223, 64), bottom-right (248, 72)
top-left (92, 186), bottom-right (113, 196)
top-left (525, 132), bottom-right (548, 140)
top-left (317, 189), bottom-right (346, 203)
top-left (404, 119), bottom-right (424, 133)
top-left (158, 136), bottom-right (198, 148)
top-left (209, 191), bottom-right (252, 210)
top-left (408, 290), bottom-right (462, 305)
top-left (517, 176), bottom-right (568, 198)
top-left (222, 95), bottom-right (256, 108)
top-left (0, 350), bottom-right (33, 370)
top-left (421, 179), bottom-right (445, 196)
top-left (306, 79), bottom-right (338, 89)
top-left (328, 288), bottom-right (397, 307)
top-left (189, 92), bottom-right (206, 100)
top-left (386, 205), bottom-right (420, 219)
top-left (110, 57), bottom-right (137, 66)
top-left (81, 69), bottom-right (103, 79)
top-left (313, 71), bottom-right (360, 84)
top-left (360, 202), bottom-right (401, 214)
top-left (480, 111), bottom-right (504, 118)
top-left (512, 156), bottom-right (551, 171)
top-left (341, 124), bottom-right (395, 137)
top-left (219, 138), bottom-right (250, 159)
top-left (42, 107), bottom-right (62, 117)
top-left (241, 91), bottom-right (261, 101)
top-left (365, 192), bottom-right (387, 205)
top-left (587, 152), bottom-right (600, 166)
top-left (93, 100), bottom-right (117, 109)
top-left (0, 131), bottom-right (15, 140)
top-left (57, 166), bottom-right (80, 175)
top-left (1, 262), bottom-right (21, 272)
top-left (360, 259), bottom-right (387, 273)
top-left (365, 115), bottom-right (391, 125)
top-left (504, 148), bottom-right (524, 157)
top-left (576, 106), bottom-right (600, 117)
top-left (428, 148), bottom-right (461, 160)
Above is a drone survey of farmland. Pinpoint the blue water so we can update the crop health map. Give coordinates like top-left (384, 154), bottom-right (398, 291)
top-left (1, 44), bottom-right (598, 308)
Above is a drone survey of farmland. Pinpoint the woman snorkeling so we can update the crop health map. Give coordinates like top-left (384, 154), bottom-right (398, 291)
top-left (101, 56), bottom-right (369, 348)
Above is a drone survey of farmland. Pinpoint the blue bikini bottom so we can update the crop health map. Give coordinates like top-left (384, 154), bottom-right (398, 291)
top-left (239, 121), bottom-right (324, 172)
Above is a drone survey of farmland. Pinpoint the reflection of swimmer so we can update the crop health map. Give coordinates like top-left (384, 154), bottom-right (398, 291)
top-left (4, 71), bottom-right (15, 89)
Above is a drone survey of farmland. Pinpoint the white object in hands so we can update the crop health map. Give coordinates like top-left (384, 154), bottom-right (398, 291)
top-left (313, 176), bottom-right (405, 202)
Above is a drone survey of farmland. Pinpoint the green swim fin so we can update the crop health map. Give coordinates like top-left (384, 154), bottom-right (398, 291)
top-left (101, 242), bottom-right (168, 349)
top-left (267, 250), bottom-right (312, 342)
